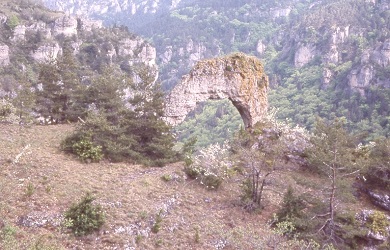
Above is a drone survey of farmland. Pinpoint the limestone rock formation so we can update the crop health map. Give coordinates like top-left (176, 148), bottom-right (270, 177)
top-left (0, 45), bottom-right (10, 66)
top-left (164, 53), bottom-right (269, 128)
top-left (53, 15), bottom-right (78, 37)
top-left (31, 43), bottom-right (61, 63)
top-left (294, 43), bottom-right (316, 68)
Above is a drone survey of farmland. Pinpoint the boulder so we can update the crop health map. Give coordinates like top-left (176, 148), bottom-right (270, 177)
top-left (367, 190), bottom-right (390, 211)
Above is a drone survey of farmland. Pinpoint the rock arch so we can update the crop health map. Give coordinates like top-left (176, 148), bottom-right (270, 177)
top-left (164, 53), bottom-right (269, 128)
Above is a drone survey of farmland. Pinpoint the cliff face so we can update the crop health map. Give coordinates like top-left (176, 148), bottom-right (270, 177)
top-left (164, 53), bottom-right (268, 128)
top-left (43, 0), bottom-right (181, 20)
top-left (0, 2), bottom-right (157, 98)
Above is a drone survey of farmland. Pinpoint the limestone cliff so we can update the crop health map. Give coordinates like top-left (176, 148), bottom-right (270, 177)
top-left (0, 1), bottom-right (158, 98)
top-left (164, 53), bottom-right (268, 128)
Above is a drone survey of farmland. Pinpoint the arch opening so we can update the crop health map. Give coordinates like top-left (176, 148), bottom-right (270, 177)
top-left (174, 99), bottom-right (243, 148)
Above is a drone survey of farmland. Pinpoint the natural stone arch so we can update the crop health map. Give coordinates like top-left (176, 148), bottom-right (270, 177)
top-left (164, 53), bottom-right (269, 128)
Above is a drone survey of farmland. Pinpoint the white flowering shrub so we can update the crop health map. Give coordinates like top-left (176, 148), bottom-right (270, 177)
top-left (0, 99), bottom-right (20, 124)
top-left (184, 142), bottom-right (231, 189)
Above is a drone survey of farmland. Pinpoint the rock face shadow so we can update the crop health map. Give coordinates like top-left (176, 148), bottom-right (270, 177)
top-left (164, 52), bottom-right (269, 128)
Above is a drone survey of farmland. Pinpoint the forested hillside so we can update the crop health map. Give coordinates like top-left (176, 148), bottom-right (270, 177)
top-left (43, 0), bottom-right (390, 145)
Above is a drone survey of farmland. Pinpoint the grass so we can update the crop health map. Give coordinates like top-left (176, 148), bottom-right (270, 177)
top-left (0, 124), bottom-right (381, 249)
top-left (0, 124), bottom-right (280, 249)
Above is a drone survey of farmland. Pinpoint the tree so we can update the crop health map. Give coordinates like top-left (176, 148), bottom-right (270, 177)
top-left (35, 46), bottom-right (84, 123)
top-left (62, 66), bottom-right (177, 166)
top-left (363, 138), bottom-right (390, 189)
top-left (56, 45), bottom-right (83, 122)
top-left (306, 118), bottom-right (363, 242)
top-left (35, 61), bottom-right (62, 123)
top-left (232, 121), bottom-right (284, 211)
top-left (12, 73), bottom-right (36, 123)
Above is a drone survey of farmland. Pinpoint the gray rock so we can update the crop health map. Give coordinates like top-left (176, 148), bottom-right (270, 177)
top-left (367, 190), bottom-right (390, 211)
top-left (164, 53), bottom-right (269, 128)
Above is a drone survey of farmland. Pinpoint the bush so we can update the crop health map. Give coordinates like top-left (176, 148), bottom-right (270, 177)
top-left (62, 132), bottom-right (103, 163)
top-left (71, 137), bottom-right (103, 163)
top-left (64, 193), bottom-right (105, 236)
top-left (277, 186), bottom-right (305, 222)
top-left (366, 211), bottom-right (389, 236)
top-left (183, 143), bottom-right (230, 189)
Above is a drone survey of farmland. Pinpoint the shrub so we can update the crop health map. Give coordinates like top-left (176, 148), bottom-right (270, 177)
top-left (64, 193), bottom-right (105, 236)
top-left (183, 143), bottom-right (231, 189)
top-left (151, 211), bottom-right (163, 234)
top-left (366, 211), bottom-right (389, 236)
top-left (0, 100), bottom-right (13, 117)
top-left (62, 133), bottom-right (103, 163)
top-left (6, 15), bottom-right (20, 30)
top-left (277, 186), bottom-right (305, 222)
top-left (71, 137), bottom-right (103, 163)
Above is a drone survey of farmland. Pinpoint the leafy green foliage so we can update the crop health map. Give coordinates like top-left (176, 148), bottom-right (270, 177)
top-left (363, 138), bottom-right (390, 189)
top-left (175, 99), bottom-right (243, 149)
top-left (366, 211), bottom-right (390, 236)
top-left (6, 15), bottom-right (20, 30)
top-left (71, 136), bottom-right (103, 163)
top-left (305, 118), bottom-right (362, 175)
top-left (64, 193), bottom-right (105, 236)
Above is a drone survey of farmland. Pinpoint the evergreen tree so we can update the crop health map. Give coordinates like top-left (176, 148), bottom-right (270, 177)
top-left (35, 61), bottom-right (62, 123)
top-left (305, 118), bottom-right (364, 242)
top-left (35, 46), bottom-right (82, 123)
top-left (63, 66), bottom-right (177, 166)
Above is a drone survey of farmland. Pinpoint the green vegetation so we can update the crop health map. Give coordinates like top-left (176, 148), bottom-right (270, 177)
top-left (232, 113), bottom-right (291, 211)
top-left (276, 186), bottom-right (306, 231)
top-left (367, 211), bottom-right (390, 236)
top-left (70, 135), bottom-right (103, 163)
top-left (61, 67), bottom-right (177, 166)
top-left (6, 15), bottom-right (19, 30)
top-left (64, 193), bottom-right (105, 236)
top-left (175, 99), bottom-right (242, 148)
top-left (151, 210), bottom-right (163, 234)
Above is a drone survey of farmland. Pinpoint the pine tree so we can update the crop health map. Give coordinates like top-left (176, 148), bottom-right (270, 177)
top-left (306, 118), bottom-right (363, 242)
top-left (63, 66), bottom-right (177, 166)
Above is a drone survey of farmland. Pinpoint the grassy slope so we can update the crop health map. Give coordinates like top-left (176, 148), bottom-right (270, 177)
top-left (0, 124), bottom-right (377, 249)
top-left (0, 124), bottom-right (284, 249)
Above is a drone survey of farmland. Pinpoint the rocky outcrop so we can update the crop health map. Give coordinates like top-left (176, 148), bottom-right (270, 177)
top-left (294, 43), bottom-right (316, 68)
top-left (0, 14), bottom-right (7, 24)
top-left (53, 15), bottom-right (77, 37)
top-left (372, 39), bottom-right (390, 67)
top-left (348, 66), bottom-right (374, 95)
top-left (12, 25), bottom-right (26, 41)
top-left (366, 190), bottom-right (390, 211)
top-left (164, 53), bottom-right (269, 128)
top-left (0, 45), bottom-right (10, 66)
top-left (270, 7), bottom-right (291, 19)
top-left (78, 18), bottom-right (103, 32)
top-left (31, 43), bottom-right (61, 63)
